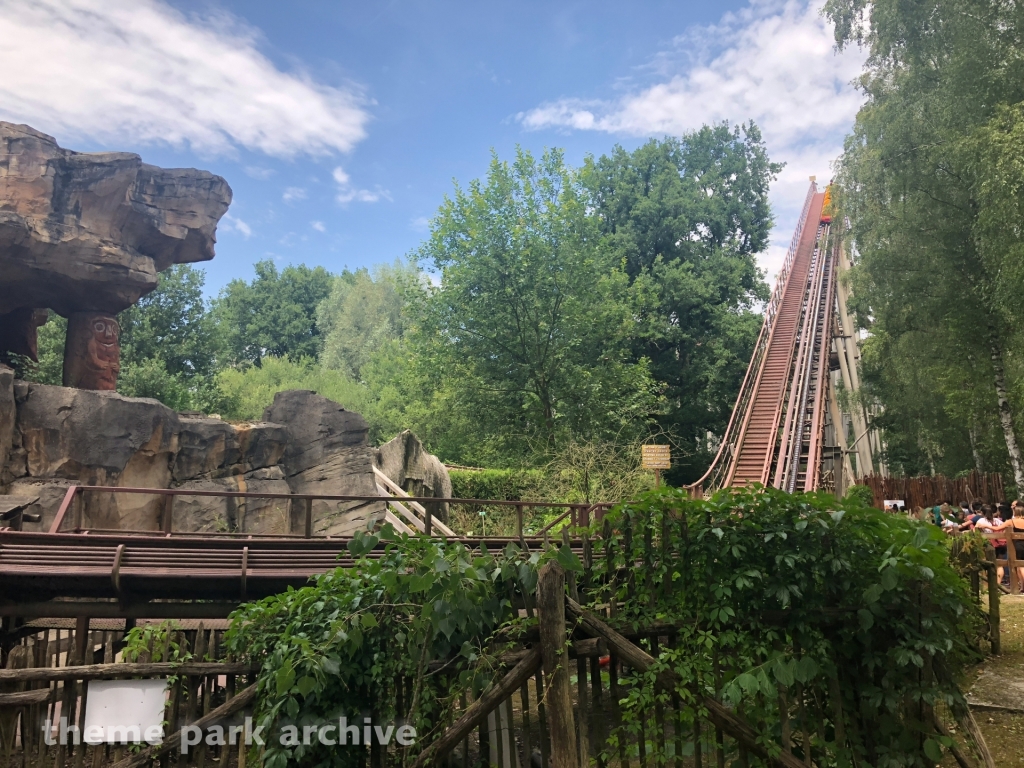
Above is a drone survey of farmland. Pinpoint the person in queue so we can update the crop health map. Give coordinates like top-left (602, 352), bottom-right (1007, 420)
top-left (990, 504), bottom-right (1008, 583)
top-left (992, 500), bottom-right (1024, 590)
top-left (959, 501), bottom-right (985, 531)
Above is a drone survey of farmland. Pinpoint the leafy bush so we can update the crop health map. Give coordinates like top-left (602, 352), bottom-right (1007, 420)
top-left (596, 486), bottom-right (982, 767)
top-left (225, 488), bottom-right (981, 768)
top-left (216, 356), bottom-right (370, 421)
top-left (225, 527), bottom-right (569, 768)
top-left (843, 483), bottom-right (875, 508)
top-left (448, 469), bottom-right (541, 501)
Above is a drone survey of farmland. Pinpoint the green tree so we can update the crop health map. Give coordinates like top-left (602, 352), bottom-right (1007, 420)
top-left (826, 0), bottom-right (1024, 487)
top-left (216, 356), bottom-right (369, 422)
top-left (317, 260), bottom-right (421, 380)
top-left (585, 126), bottom-right (779, 482)
top-left (416, 147), bottom-right (660, 463)
top-left (120, 265), bottom-right (217, 379)
top-left (13, 311), bottom-right (66, 386)
top-left (213, 260), bottom-right (334, 366)
top-left (114, 265), bottom-right (231, 413)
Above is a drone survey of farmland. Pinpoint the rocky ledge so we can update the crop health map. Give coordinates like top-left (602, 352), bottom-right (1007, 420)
top-left (0, 370), bottom-right (388, 536)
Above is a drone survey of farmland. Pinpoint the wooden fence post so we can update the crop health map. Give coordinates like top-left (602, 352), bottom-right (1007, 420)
top-left (986, 562), bottom-right (1001, 655)
top-left (161, 495), bottom-right (174, 534)
top-left (537, 562), bottom-right (578, 768)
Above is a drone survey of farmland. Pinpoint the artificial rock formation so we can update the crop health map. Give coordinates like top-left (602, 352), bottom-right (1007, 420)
top-left (0, 382), bottom-right (383, 535)
top-left (0, 122), bottom-right (231, 387)
top-left (373, 429), bottom-right (452, 523)
top-left (263, 390), bottom-right (384, 536)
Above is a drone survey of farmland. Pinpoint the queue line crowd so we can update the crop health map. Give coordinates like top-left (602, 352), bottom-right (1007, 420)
top-left (893, 499), bottom-right (1024, 588)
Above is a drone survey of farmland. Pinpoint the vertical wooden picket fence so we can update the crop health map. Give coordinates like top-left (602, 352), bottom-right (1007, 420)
top-left (0, 622), bottom-right (255, 768)
top-left (414, 561), bottom-right (812, 768)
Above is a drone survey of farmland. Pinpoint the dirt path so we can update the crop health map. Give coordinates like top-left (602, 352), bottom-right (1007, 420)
top-left (960, 594), bottom-right (1024, 765)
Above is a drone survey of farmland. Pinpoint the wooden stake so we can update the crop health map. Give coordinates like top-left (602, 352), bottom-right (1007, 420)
top-left (537, 562), bottom-right (579, 768)
top-left (986, 562), bottom-right (1000, 655)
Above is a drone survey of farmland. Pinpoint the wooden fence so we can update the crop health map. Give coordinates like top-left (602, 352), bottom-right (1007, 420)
top-left (0, 621), bottom-right (254, 768)
top-left (0, 560), bottom-right (1001, 768)
top-left (858, 471), bottom-right (1007, 510)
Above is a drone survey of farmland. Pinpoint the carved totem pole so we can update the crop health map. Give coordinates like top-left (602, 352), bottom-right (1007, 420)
top-left (62, 313), bottom-right (121, 390)
top-left (0, 122), bottom-right (231, 390)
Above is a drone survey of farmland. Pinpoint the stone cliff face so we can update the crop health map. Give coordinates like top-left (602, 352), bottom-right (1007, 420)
top-left (0, 122), bottom-right (232, 318)
top-left (0, 122), bottom-right (232, 391)
top-left (263, 390), bottom-right (383, 536)
top-left (0, 370), bottom-right (383, 535)
top-left (373, 429), bottom-right (452, 523)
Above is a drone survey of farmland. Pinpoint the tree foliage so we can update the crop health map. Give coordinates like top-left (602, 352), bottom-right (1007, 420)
top-left (216, 356), bottom-right (369, 422)
top-left (416, 147), bottom-right (660, 461)
top-left (318, 261), bottom-right (421, 381)
top-left (585, 127), bottom-right (778, 482)
top-left (117, 265), bottom-right (228, 412)
top-left (214, 260), bottom-right (334, 366)
top-left (826, 0), bottom-right (1024, 485)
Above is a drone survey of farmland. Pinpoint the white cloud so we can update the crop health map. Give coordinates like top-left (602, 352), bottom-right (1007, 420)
top-left (220, 213), bottom-right (252, 238)
top-left (410, 216), bottom-right (430, 232)
top-left (0, 0), bottom-right (370, 158)
top-left (283, 187), bottom-right (307, 203)
top-left (337, 188), bottom-right (384, 204)
top-left (244, 166), bottom-right (275, 180)
top-left (517, 0), bottom-right (866, 282)
top-left (332, 165), bottom-right (390, 205)
top-left (311, 220), bottom-right (326, 233)
top-left (332, 167), bottom-right (351, 186)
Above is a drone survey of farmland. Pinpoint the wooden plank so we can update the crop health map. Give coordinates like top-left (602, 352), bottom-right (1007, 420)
top-left (376, 484), bottom-right (427, 533)
top-left (373, 467), bottom-right (457, 537)
top-left (0, 662), bottom-right (254, 683)
top-left (383, 509), bottom-right (415, 536)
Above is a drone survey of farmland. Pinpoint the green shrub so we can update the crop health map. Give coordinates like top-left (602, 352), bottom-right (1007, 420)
top-left (448, 468), bottom-right (542, 500)
top-left (216, 356), bottom-right (370, 421)
top-left (226, 488), bottom-right (981, 768)
top-left (843, 483), bottom-right (876, 508)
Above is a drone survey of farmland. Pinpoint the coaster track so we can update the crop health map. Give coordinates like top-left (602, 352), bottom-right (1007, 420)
top-left (688, 180), bottom-right (841, 495)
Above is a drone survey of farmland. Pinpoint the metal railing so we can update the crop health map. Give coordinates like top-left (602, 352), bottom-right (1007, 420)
top-left (45, 485), bottom-right (611, 541)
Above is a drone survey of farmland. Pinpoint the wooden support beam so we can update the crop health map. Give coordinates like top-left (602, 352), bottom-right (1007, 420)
top-left (412, 649), bottom-right (541, 768)
top-left (0, 601), bottom-right (241, 619)
top-left (0, 689), bottom-right (50, 706)
top-left (0, 661), bottom-right (254, 683)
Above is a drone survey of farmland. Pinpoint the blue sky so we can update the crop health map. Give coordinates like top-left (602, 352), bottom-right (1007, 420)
top-left (0, 0), bottom-right (865, 295)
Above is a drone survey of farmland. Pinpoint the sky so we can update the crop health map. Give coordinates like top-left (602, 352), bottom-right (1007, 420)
top-left (0, 0), bottom-right (866, 295)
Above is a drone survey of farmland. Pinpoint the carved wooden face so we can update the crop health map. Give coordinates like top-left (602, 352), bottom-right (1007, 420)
top-left (64, 312), bottom-right (121, 390)
top-left (85, 317), bottom-right (120, 386)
